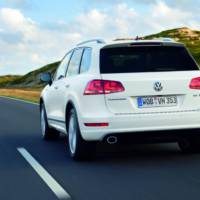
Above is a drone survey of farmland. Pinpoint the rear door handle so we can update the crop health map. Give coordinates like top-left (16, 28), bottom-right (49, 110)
top-left (54, 86), bottom-right (58, 90)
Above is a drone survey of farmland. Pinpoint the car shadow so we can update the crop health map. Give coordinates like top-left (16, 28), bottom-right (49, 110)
top-left (94, 142), bottom-right (181, 161)
top-left (5, 131), bottom-right (199, 168)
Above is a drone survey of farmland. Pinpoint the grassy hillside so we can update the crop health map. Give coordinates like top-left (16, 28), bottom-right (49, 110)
top-left (0, 75), bottom-right (21, 85)
top-left (0, 61), bottom-right (60, 88)
top-left (145, 27), bottom-right (200, 65)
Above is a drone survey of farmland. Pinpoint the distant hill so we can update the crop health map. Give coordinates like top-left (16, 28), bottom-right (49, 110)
top-left (0, 75), bottom-right (21, 85)
top-left (0, 27), bottom-right (200, 89)
top-left (0, 61), bottom-right (60, 88)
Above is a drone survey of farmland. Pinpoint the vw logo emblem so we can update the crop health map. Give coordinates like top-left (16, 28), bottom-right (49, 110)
top-left (154, 81), bottom-right (163, 92)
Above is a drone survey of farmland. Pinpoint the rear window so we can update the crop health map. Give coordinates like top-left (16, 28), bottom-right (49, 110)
top-left (100, 46), bottom-right (199, 73)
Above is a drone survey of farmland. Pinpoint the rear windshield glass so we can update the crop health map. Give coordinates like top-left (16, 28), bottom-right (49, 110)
top-left (100, 46), bottom-right (199, 73)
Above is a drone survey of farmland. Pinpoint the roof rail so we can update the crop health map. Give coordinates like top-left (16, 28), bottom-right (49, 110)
top-left (77, 39), bottom-right (106, 46)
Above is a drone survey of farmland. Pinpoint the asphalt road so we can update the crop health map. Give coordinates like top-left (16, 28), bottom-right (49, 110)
top-left (1, 96), bottom-right (200, 200)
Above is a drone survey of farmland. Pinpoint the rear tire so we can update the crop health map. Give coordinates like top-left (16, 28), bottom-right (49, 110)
top-left (178, 137), bottom-right (200, 153)
top-left (40, 104), bottom-right (59, 140)
top-left (67, 108), bottom-right (96, 160)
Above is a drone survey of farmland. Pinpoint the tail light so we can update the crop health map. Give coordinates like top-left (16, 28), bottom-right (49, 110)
top-left (84, 79), bottom-right (125, 95)
top-left (189, 77), bottom-right (200, 89)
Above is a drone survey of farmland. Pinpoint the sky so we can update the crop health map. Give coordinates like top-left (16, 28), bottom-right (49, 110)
top-left (0, 0), bottom-right (200, 75)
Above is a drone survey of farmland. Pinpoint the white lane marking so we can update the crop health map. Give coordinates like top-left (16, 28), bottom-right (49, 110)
top-left (0, 96), bottom-right (39, 105)
top-left (17, 147), bottom-right (71, 200)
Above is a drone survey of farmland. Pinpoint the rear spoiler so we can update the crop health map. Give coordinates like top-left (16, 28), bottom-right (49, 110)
top-left (102, 42), bottom-right (184, 49)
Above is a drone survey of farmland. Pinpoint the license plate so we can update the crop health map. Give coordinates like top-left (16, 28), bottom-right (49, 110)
top-left (137, 95), bottom-right (178, 108)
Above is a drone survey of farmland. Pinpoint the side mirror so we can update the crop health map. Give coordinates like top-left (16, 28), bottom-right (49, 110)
top-left (40, 72), bottom-right (52, 85)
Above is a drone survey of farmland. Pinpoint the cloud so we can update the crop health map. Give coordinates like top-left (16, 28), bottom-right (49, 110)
top-left (91, 0), bottom-right (200, 13)
top-left (0, 8), bottom-right (81, 74)
top-left (0, 1), bottom-right (200, 75)
top-left (0, 31), bottom-right (23, 44)
top-left (73, 2), bottom-right (199, 38)
top-left (146, 1), bottom-right (195, 30)
top-left (0, 8), bottom-right (36, 40)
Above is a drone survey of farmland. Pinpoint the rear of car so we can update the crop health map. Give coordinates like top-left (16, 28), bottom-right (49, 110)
top-left (40, 39), bottom-right (200, 160)
top-left (81, 41), bottom-right (200, 143)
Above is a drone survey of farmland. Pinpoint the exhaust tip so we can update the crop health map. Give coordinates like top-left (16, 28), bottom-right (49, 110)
top-left (107, 136), bottom-right (118, 144)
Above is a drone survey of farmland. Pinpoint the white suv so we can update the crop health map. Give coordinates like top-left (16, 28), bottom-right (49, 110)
top-left (40, 38), bottom-right (200, 160)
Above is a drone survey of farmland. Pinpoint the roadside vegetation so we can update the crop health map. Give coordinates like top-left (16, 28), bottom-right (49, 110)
top-left (0, 75), bottom-right (21, 85)
top-left (0, 88), bottom-right (41, 103)
top-left (0, 27), bottom-right (199, 103)
top-left (0, 62), bottom-right (59, 103)
top-left (0, 61), bottom-right (60, 88)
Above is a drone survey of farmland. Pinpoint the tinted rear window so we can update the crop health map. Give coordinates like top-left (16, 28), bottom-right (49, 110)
top-left (100, 46), bottom-right (198, 73)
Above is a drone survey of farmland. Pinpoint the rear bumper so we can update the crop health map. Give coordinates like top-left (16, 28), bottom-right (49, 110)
top-left (102, 129), bottom-right (200, 144)
top-left (80, 109), bottom-right (200, 141)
